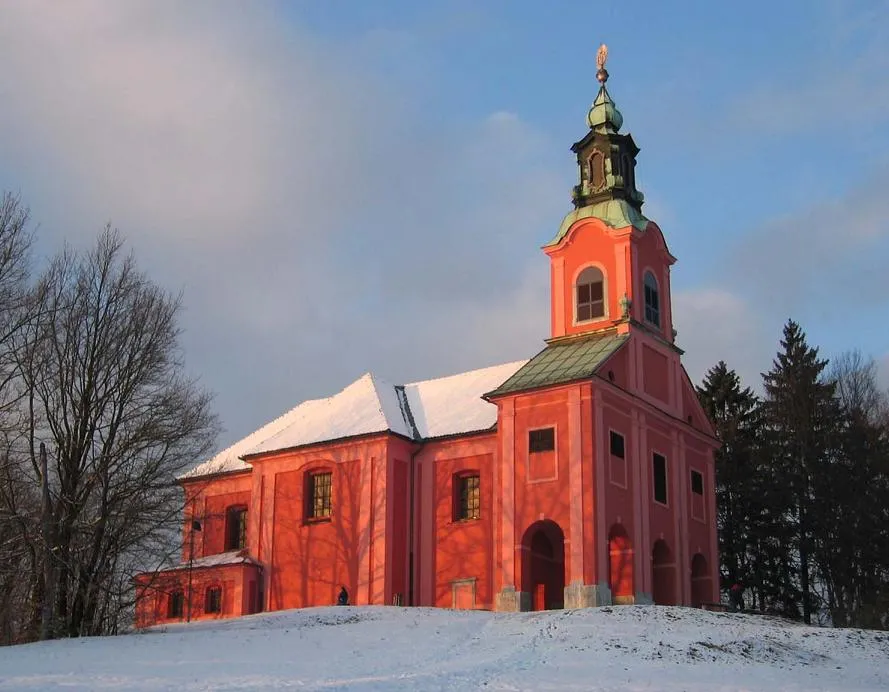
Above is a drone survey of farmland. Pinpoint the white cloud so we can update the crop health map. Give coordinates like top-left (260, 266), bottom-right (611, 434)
top-left (673, 287), bottom-right (773, 391)
top-left (0, 1), bottom-right (565, 446)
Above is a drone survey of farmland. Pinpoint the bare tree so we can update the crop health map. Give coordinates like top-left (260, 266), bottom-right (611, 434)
top-left (8, 227), bottom-right (218, 639)
top-left (815, 351), bottom-right (889, 629)
top-left (0, 193), bottom-right (35, 644)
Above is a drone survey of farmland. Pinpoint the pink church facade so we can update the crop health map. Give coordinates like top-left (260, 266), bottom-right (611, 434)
top-left (135, 61), bottom-right (720, 627)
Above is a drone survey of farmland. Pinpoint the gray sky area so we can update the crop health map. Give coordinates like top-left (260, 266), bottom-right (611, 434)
top-left (1, 1), bottom-right (887, 452)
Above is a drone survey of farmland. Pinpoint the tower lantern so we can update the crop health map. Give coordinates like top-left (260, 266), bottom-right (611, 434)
top-left (571, 44), bottom-right (644, 211)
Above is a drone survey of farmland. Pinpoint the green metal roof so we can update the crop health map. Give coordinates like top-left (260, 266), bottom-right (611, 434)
top-left (546, 199), bottom-right (649, 248)
top-left (486, 332), bottom-right (628, 398)
top-left (587, 84), bottom-right (623, 133)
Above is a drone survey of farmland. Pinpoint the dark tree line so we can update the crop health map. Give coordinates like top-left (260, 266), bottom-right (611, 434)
top-left (0, 193), bottom-right (218, 644)
top-left (699, 320), bottom-right (889, 629)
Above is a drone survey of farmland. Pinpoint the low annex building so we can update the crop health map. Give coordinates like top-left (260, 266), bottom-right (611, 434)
top-left (135, 52), bottom-right (720, 627)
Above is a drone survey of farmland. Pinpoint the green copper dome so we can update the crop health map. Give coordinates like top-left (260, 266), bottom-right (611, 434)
top-left (586, 85), bottom-right (623, 133)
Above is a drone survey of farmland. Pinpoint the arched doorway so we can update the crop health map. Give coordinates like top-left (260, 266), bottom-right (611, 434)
top-left (520, 520), bottom-right (565, 611)
top-left (651, 540), bottom-right (676, 605)
top-left (608, 524), bottom-right (634, 603)
top-left (690, 553), bottom-right (711, 608)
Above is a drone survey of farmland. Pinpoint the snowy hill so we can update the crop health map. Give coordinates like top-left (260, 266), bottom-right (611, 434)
top-left (1, 606), bottom-right (887, 691)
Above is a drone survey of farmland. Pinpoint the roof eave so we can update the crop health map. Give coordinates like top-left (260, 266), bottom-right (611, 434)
top-left (240, 428), bottom-right (415, 462)
top-left (177, 466), bottom-right (253, 485)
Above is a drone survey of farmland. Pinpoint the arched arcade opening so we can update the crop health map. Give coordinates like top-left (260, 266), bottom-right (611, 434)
top-left (608, 524), bottom-right (634, 603)
top-left (690, 553), bottom-right (711, 608)
top-left (520, 520), bottom-right (565, 611)
top-left (651, 539), bottom-right (676, 606)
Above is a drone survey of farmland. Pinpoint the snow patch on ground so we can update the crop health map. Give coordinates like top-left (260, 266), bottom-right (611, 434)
top-left (1, 605), bottom-right (886, 691)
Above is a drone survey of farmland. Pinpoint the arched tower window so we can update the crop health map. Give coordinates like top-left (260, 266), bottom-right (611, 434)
top-left (576, 266), bottom-right (605, 323)
top-left (588, 150), bottom-right (605, 191)
top-left (622, 154), bottom-right (635, 193)
top-left (643, 271), bottom-right (660, 327)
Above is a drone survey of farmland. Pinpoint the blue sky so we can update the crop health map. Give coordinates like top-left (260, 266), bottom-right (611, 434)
top-left (0, 1), bottom-right (887, 447)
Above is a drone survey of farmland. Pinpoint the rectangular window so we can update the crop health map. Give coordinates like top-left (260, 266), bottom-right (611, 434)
top-left (529, 428), bottom-right (555, 453)
top-left (691, 469), bottom-right (704, 495)
top-left (225, 506), bottom-right (247, 551)
top-left (168, 590), bottom-right (184, 618)
top-left (652, 453), bottom-right (668, 505)
top-left (609, 431), bottom-right (625, 459)
top-left (456, 474), bottom-right (480, 521)
top-left (205, 586), bottom-right (222, 614)
top-left (308, 472), bottom-right (333, 519)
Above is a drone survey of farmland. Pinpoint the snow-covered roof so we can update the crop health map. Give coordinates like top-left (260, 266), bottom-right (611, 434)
top-left (178, 396), bottom-right (313, 479)
top-left (403, 360), bottom-right (528, 439)
top-left (246, 373), bottom-right (411, 458)
top-left (181, 360), bottom-right (527, 480)
top-left (174, 551), bottom-right (259, 570)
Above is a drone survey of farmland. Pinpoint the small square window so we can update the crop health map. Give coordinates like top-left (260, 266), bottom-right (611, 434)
top-left (529, 428), bottom-right (555, 453)
top-left (205, 586), bottom-right (222, 614)
top-left (609, 431), bottom-right (625, 459)
top-left (691, 470), bottom-right (704, 495)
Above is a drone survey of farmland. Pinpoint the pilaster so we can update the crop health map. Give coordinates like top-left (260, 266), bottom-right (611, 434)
top-left (568, 386), bottom-right (585, 584)
top-left (499, 398), bottom-right (517, 591)
top-left (593, 388), bottom-right (608, 584)
top-left (564, 583), bottom-right (612, 609)
top-left (552, 257), bottom-right (566, 337)
top-left (495, 586), bottom-right (529, 612)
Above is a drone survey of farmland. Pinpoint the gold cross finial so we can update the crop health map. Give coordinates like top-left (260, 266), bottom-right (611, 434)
top-left (596, 43), bottom-right (609, 84)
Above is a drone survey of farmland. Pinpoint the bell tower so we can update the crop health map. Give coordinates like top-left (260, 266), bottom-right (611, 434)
top-left (544, 45), bottom-right (676, 346)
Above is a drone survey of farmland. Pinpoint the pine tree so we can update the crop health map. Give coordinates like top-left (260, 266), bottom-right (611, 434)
top-left (761, 319), bottom-right (840, 624)
top-left (697, 361), bottom-right (762, 603)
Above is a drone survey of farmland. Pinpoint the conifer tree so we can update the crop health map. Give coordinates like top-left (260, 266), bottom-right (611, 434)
top-left (761, 319), bottom-right (840, 624)
top-left (697, 362), bottom-right (762, 602)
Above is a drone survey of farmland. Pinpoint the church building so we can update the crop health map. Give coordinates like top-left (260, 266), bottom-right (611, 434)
top-left (135, 51), bottom-right (720, 627)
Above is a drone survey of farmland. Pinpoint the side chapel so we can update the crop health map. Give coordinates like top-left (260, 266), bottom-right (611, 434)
top-left (135, 48), bottom-right (720, 626)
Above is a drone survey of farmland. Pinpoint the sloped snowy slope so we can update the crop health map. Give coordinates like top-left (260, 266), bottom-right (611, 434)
top-left (0, 606), bottom-right (886, 691)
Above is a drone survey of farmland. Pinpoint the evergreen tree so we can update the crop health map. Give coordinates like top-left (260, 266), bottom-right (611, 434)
top-left (761, 319), bottom-right (840, 624)
top-left (697, 362), bottom-right (762, 603)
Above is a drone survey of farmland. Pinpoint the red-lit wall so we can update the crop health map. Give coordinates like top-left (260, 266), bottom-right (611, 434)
top-left (413, 434), bottom-right (497, 609)
top-left (134, 562), bottom-right (260, 628)
top-left (547, 217), bottom-right (630, 340)
top-left (243, 434), bottom-right (414, 611)
top-left (388, 436), bottom-right (414, 605)
top-left (182, 472), bottom-right (252, 562)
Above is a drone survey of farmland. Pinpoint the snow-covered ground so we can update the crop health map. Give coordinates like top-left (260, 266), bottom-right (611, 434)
top-left (1, 605), bottom-right (887, 691)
